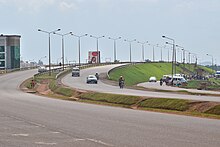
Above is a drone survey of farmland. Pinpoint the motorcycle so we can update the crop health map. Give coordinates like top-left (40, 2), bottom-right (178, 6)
top-left (119, 80), bottom-right (124, 89)
top-left (95, 73), bottom-right (99, 80)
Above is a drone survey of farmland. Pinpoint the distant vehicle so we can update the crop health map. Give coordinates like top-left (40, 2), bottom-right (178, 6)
top-left (72, 67), bottom-right (80, 77)
top-left (149, 76), bottom-right (157, 82)
top-left (86, 75), bottom-right (98, 84)
top-left (215, 71), bottom-right (220, 78)
top-left (38, 66), bottom-right (47, 73)
top-left (172, 76), bottom-right (187, 86)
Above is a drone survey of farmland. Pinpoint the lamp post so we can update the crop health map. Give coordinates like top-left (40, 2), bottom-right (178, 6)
top-left (162, 35), bottom-right (176, 78)
top-left (176, 45), bottom-right (185, 64)
top-left (71, 33), bottom-right (88, 66)
top-left (53, 32), bottom-right (72, 71)
top-left (39, 56), bottom-right (47, 65)
top-left (38, 28), bottom-right (61, 75)
top-left (90, 35), bottom-right (105, 63)
top-left (137, 41), bottom-right (148, 62)
top-left (109, 37), bottom-right (121, 62)
top-left (124, 39), bottom-right (136, 62)
top-left (156, 44), bottom-right (165, 62)
top-left (148, 43), bottom-right (156, 62)
top-left (206, 53), bottom-right (214, 73)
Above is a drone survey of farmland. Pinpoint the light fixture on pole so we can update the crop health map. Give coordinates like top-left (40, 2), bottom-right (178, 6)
top-left (137, 41), bottom-right (148, 62)
top-left (124, 39), bottom-right (136, 62)
top-left (148, 43), bottom-right (156, 62)
top-left (38, 28), bottom-right (61, 75)
top-left (109, 37), bottom-right (121, 62)
top-left (71, 33), bottom-right (88, 66)
top-left (206, 53), bottom-right (214, 73)
top-left (39, 56), bottom-right (47, 65)
top-left (156, 44), bottom-right (165, 62)
top-left (176, 45), bottom-right (185, 64)
top-left (90, 35), bottom-right (105, 63)
top-left (53, 32), bottom-right (72, 71)
top-left (162, 35), bottom-right (176, 78)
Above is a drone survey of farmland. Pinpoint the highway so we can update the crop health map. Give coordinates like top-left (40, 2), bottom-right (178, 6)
top-left (63, 64), bottom-right (220, 102)
top-left (0, 66), bottom-right (220, 146)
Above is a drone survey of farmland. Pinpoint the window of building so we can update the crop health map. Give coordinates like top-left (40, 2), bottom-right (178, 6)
top-left (0, 61), bottom-right (5, 67)
top-left (0, 53), bottom-right (5, 59)
top-left (0, 46), bottom-right (5, 52)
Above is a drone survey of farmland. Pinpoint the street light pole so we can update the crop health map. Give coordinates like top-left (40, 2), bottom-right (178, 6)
top-left (124, 39), bottom-right (136, 62)
top-left (38, 28), bottom-right (61, 75)
top-left (137, 41), bottom-right (148, 62)
top-left (71, 33), bottom-right (88, 66)
top-left (162, 35), bottom-right (176, 78)
top-left (176, 45), bottom-right (185, 64)
top-left (39, 56), bottom-right (47, 65)
top-left (53, 32), bottom-right (72, 71)
top-left (156, 44), bottom-right (165, 62)
top-left (90, 35), bottom-right (105, 63)
top-left (207, 53), bottom-right (214, 73)
top-left (148, 43), bottom-right (156, 62)
top-left (109, 37), bottom-right (121, 62)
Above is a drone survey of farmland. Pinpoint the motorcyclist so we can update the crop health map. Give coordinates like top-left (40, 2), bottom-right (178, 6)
top-left (95, 72), bottom-right (99, 80)
top-left (118, 76), bottom-right (125, 89)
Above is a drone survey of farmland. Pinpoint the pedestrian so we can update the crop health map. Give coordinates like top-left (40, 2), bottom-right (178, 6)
top-left (31, 79), bottom-right (36, 88)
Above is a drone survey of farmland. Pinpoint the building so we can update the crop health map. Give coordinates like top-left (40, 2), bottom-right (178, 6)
top-left (0, 34), bottom-right (21, 69)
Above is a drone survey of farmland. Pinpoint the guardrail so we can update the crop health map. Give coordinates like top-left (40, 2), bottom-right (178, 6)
top-left (0, 66), bottom-right (38, 74)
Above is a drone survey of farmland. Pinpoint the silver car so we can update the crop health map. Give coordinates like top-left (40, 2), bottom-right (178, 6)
top-left (86, 75), bottom-right (98, 84)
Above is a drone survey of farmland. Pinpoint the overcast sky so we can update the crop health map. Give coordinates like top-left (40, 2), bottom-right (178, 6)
top-left (0, 0), bottom-right (219, 65)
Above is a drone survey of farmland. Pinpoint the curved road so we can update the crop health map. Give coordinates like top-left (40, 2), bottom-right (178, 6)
top-left (0, 67), bottom-right (219, 146)
top-left (63, 64), bottom-right (220, 102)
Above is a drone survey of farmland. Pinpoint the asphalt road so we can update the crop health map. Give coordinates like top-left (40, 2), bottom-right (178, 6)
top-left (0, 67), bottom-right (220, 146)
top-left (63, 64), bottom-right (220, 102)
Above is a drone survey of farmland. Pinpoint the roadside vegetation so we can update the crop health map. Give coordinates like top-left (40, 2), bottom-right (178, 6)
top-left (108, 63), bottom-right (208, 86)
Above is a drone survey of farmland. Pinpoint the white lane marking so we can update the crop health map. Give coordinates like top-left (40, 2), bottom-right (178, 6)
top-left (87, 138), bottom-right (114, 146)
top-left (73, 138), bottom-right (86, 141)
top-left (35, 142), bottom-right (57, 145)
top-left (12, 134), bottom-right (29, 137)
top-left (50, 131), bottom-right (60, 134)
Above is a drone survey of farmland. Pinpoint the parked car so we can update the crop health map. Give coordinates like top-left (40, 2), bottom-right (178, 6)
top-left (149, 76), bottom-right (157, 82)
top-left (72, 67), bottom-right (80, 77)
top-left (172, 76), bottom-right (187, 86)
top-left (86, 75), bottom-right (98, 84)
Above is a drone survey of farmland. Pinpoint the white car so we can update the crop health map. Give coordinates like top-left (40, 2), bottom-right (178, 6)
top-left (149, 76), bottom-right (157, 82)
top-left (86, 75), bottom-right (98, 84)
top-left (38, 66), bottom-right (47, 73)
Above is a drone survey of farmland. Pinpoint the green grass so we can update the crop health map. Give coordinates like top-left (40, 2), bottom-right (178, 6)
top-left (80, 92), bottom-right (141, 106)
top-left (55, 87), bottom-right (73, 97)
top-left (205, 105), bottom-right (220, 115)
top-left (139, 98), bottom-right (189, 111)
top-left (109, 63), bottom-right (184, 86)
top-left (109, 62), bottom-right (216, 87)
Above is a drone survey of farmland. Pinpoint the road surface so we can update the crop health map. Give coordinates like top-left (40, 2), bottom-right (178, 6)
top-left (0, 67), bottom-right (220, 146)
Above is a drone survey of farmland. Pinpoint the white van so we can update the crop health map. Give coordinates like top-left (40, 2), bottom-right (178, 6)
top-left (172, 76), bottom-right (187, 86)
top-left (72, 67), bottom-right (80, 77)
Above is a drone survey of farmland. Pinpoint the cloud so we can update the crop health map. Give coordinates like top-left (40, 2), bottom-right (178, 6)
top-left (0, 0), bottom-right (80, 13)
top-left (59, 1), bottom-right (78, 12)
